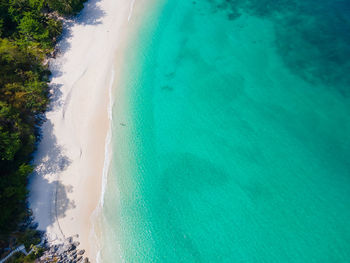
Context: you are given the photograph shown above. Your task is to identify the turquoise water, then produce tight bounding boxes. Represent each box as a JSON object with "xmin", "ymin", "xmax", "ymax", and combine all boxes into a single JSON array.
[{"xmin": 102, "ymin": 0, "xmax": 350, "ymax": 262}]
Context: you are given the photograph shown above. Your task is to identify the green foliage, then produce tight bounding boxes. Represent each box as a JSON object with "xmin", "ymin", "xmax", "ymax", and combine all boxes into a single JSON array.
[
  {"xmin": 0, "ymin": 126, "xmax": 21, "ymax": 161},
  {"xmin": 0, "ymin": 18, "xmax": 3, "ymax": 35},
  {"xmin": 7, "ymin": 251, "xmax": 36, "ymax": 263},
  {"xmin": 18, "ymin": 12, "xmax": 47, "ymax": 39},
  {"xmin": 46, "ymin": 0, "xmax": 87, "ymax": 15},
  {"xmin": 17, "ymin": 228, "xmax": 41, "ymax": 250},
  {"xmin": 47, "ymin": 16, "xmax": 62, "ymax": 38},
  {"xmin": 0, "ymin": 0, "xmax": 85, "ymax": 252}
]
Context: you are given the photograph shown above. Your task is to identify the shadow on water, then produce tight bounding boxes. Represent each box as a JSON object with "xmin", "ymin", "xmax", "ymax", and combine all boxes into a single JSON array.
[{"xmin": 209, "ymin": 0, "xmax": 350, "ymax": 95}]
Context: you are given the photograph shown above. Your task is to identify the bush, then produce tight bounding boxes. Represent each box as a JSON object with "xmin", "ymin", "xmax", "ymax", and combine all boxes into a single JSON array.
[
  {"xmin": 45, "ymin": 0, "xmax": 87, "ymax": 15},
  {"xmin": 0, "ymin": 0, "xmax": 85, "ymax": 249}
]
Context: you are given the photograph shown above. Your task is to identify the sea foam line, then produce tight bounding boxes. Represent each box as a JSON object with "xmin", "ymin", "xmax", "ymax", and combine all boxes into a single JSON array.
[
  {"xmin": 91, "ymin": 66, "xmax": 115, "ymax": 263},
  {"xmin": 100, "ymin": 66, "xmax": 114, "ymax": 207},
  {"xmin": 128, "ymin": 0, "xmax": 136, "ymax": 21}
]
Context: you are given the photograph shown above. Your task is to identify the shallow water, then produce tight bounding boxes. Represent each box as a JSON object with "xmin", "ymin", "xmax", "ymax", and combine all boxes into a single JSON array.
[{"xmin": 102, "ymin": 0, "xmax": 350, "ymax": 262}]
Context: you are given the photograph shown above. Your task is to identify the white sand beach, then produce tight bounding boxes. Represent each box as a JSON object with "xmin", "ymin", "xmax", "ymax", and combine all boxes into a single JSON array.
[{"xmin": 27, "ymin": 0, "xmax": 144, "ymax": 261}]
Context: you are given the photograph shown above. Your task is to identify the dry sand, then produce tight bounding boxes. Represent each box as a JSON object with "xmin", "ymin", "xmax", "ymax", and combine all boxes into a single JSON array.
[{"xmin": 28, "ymin": 0, "xmax": 141, "ymax": 261}]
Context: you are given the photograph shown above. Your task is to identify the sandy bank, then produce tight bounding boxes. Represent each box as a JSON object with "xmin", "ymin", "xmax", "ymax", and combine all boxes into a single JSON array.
[{"xmin": 28, "ymin": 0, "xmax": 138, "ymax": 261}]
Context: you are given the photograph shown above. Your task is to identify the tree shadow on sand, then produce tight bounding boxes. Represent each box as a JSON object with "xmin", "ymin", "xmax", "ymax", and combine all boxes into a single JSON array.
[
  {"xmin": 76, "ymin": 0, "xmax": 106, "ymax": 26},
  {"xmin": 52, "ymin": 0, "xmax": 106, "ymax": 67},
  {"xmin": 29, "ymin": 119, "xmax": 76, "ymax": 241},
  {"xmin": 28, "ymin": 0, "xmax": 106, "ymax": 242},
  {"xmin": 47, "ymin": 83, "xmax": 64, "ymax": 111}
]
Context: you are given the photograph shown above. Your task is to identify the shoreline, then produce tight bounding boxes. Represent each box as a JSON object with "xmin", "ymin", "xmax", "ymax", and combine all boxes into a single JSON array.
[
  {"xmin": 28, "ymin": 0, "xmax": 135, "ymax": 261},
  {"xmin": 91, "ymin": 0, "xmax": 160, "ymax": 261}
]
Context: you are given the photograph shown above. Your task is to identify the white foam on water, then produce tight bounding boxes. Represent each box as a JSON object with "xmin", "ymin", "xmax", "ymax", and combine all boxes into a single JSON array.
[
  {"xmin": 128, "ymin": 0, "xmax": 136, "ymax": 21},
  {"xmin": 91, "ymin": 66, "xmax": 115, "ymax": 263},
  {"xmin": 101, "ymin": 67, "xmax": 114, "ymax": 207}
]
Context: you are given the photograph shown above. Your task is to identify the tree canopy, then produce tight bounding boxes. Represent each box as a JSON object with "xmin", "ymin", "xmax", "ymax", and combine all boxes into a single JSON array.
[{"xmin": 0, "ymin": 0, "xmax": 86, "ymax": 250}]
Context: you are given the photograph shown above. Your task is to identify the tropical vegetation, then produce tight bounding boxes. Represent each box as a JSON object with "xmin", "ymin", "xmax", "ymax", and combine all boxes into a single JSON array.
[{"xmin": 0, "ymin": 0, "xmax": 86, "ymax": 259}]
